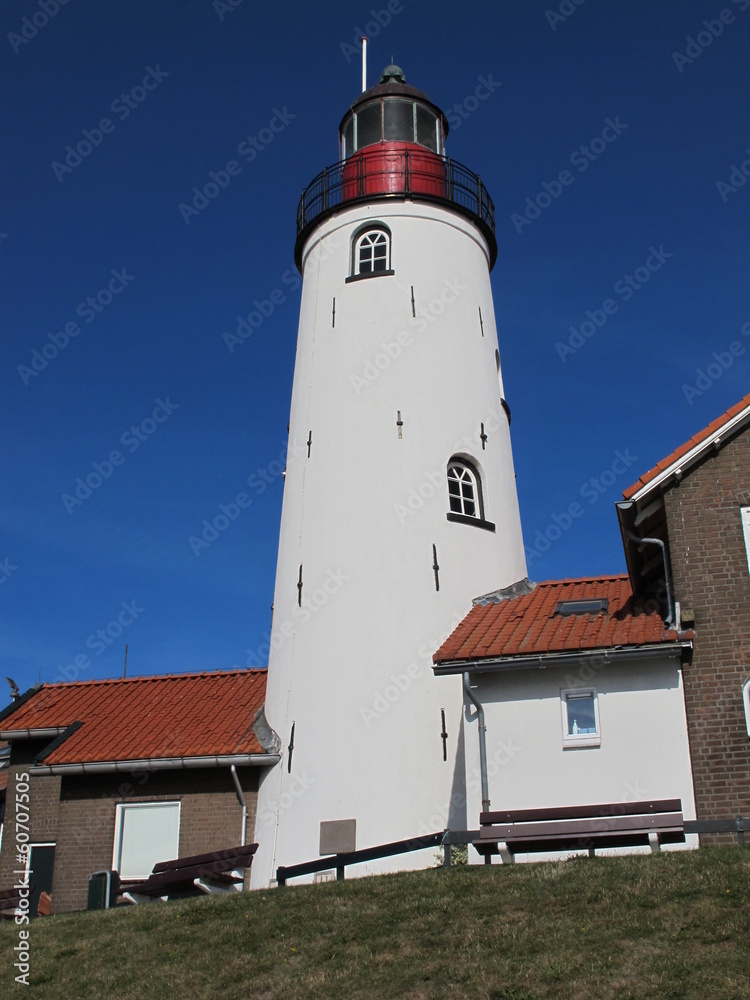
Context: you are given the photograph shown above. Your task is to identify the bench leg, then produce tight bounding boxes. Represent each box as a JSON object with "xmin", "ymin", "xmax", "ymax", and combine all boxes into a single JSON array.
[
  {"xmin": 648, "ymin": 832, "xmax": 661, "ymax": 854},
  {"xmin": 497, "ymin": 842, "xmax": 513, "ymax": 865},
  {"xmin": 588, "ymin": 847, "xmax": 596, "ymax": 858}
]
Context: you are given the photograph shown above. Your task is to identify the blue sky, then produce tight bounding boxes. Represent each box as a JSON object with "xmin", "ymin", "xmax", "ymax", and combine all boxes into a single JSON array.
[{"xmin": 2, "ymin": 0, "xmax": 749, "ymax": 695}]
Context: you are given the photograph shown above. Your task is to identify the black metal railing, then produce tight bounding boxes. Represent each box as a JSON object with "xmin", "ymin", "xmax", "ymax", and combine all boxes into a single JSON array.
[
  {"xmin": 295, "ymin": 151, "xmax": 496, "ymax": 266},
  {"xmin": 276, "ymin": 831, "xmax": 444, "ymax": 886}
]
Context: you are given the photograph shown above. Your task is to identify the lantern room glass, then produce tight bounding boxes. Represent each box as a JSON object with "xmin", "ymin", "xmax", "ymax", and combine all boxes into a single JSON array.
[{"xmin": 341, "ymin": 98, "xmax": 443, "ymax": 159}]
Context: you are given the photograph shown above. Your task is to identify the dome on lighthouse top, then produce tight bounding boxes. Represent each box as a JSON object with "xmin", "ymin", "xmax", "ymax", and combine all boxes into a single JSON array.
[
  {"xmin": 380, "ymin": 64, "xmax": 406, "ymax": 83},
  {"xmin": 339, "ymin": 65, "xmax": 449, "ymax": 153}
]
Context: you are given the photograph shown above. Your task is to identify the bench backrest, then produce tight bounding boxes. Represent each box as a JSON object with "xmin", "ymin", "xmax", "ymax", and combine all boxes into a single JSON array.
[
  {"xmin": 151, "ymin": 843, "xmax": 257, "ymax": 875},
  {"xmin": 480, "ymin": 799, "xmax": 682, "ymax": 826}
]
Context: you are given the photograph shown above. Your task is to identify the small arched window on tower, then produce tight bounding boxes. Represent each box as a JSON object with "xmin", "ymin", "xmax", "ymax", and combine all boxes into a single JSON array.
[
  {"xmin": 446, "ymin": 457, "xmax": 495, "ymax": 532},
  {"xmin": 347, "ymin": 225, "xmax": 394, "ymax": 281}
]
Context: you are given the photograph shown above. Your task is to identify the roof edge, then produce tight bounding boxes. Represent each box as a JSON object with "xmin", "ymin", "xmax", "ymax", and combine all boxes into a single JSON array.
[
  {"xmin": 625, "ymin": 398, "xmax": 750, "ymax": 502},
  {"xmin": 0, "ymin": 726, "xmax": 69, "ymax": 740},
  {"xmin": 28, "ymin": 753, "xmax": 280, "ymax": 776},
  {"xmin": 0, "ymin": 684, "xmax": 43, "ymax": 726},
  {"xmin": 434, "ymin": 641, "xmax": 692, "ymax": 675}
]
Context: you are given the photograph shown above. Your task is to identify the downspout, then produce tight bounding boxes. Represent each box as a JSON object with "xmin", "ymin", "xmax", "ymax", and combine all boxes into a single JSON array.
[
  {"xmin": 626, "ymin": 531, "xmax": 674, "ymax": 627},
  {"xmin": 230, "ymin": 765, "xmax": 248, "ymax": 844},
  {"xmin": 463, "ymin": 672, "xmax": 490, "ymax": 813}
]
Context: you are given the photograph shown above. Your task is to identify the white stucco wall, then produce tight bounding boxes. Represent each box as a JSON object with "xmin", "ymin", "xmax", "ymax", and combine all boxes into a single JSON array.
[
  {"xmin": 459, "ymin": 653, "xmax": 698, "ymax": 862},
  {"xmin": 251, "ymin": 199, "xmax": 528, "ymax": 887}
]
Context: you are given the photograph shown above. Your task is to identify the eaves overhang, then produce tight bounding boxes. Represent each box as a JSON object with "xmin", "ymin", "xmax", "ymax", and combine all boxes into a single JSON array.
[
  {"xmin": 28, "ymin": 753, "xmax": 281, "ymax": 776},
  {"xmin": 0, "ymin": 727, "xmax": 69, "ymax": 740},
  {"xmin": 433, "ymin": 641, "xmax": 692, "ymax": 676}
]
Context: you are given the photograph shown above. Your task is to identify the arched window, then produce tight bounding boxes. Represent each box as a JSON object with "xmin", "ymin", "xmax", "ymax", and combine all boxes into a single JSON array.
[
  {"xmin": 448, "ymin": 461, "xmax": 481, "ymax": 517},
  {"xmin": 349, "ymin": 226, "xmax": 393, "ymax": 280},
  {"xmin": 446, "ymin": 458, "xmax": 495, "ymax": 532}
]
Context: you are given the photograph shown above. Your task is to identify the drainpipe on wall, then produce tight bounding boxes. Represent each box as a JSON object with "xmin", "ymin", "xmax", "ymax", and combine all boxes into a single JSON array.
[
  {"xmin": 230, "ymin": 764, "xmax": 248, "ymax": 844},
  {"xmin": 626, "ymin": 531, "xmax": 674, "ymax": 628},
  {"xmin": 463, "ymin": 672, "xmax": 490, "ymax": 813}
]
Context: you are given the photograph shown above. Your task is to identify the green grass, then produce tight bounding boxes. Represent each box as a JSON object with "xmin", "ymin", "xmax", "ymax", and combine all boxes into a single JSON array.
[{"xmin": 3, "ymin": 848, "xmax": 750, "ymax": 999}]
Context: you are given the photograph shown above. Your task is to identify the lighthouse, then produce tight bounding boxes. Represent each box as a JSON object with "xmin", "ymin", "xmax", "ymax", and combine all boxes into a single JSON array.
[{"xmin": 251, "ymin": 64, "xmax": 527, "ymax": 887}]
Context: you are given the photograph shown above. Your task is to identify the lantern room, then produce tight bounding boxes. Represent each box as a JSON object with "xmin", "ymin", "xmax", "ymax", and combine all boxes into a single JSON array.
[
  {"xmin": 294, "ymin": 65, "xmax": 497, "ymax": 270},
  {"xmin": 339, "ymin": 65, "xmax": 447, "ymax": 159}
]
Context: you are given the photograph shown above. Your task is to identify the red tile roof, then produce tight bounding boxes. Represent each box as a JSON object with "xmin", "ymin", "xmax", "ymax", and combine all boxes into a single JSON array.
[
  {"xmin": 434, "ymin": 575, "xmax": 685, "ymax": 663},
  {"xmin": 623, "ymin": 391, "xmax": 750, "ymax": 499},
  {"xmin": 0, "ymin": 670, "xmax": 268, "ymax": 765}
]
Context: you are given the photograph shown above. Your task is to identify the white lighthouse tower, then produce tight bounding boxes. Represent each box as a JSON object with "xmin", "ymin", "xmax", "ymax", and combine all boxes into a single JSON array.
[{"xmin": 251, "ymin": 64, "xmax": 527, "ymax": 887}]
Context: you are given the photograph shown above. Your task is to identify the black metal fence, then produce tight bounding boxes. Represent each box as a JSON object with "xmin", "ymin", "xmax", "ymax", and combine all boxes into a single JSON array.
[
  {"xmin": 276, "ymin": 832, "xmax": 443, "ymax": 886},
  {"xmin": 295, "ymin": 152, "xmax": 495, "ymax": 253}
]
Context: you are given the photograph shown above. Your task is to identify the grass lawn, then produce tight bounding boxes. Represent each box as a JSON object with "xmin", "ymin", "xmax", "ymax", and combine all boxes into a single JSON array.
[{"xmin": 2, "ymin": 847, "xmax": 749, "ymax": 999}]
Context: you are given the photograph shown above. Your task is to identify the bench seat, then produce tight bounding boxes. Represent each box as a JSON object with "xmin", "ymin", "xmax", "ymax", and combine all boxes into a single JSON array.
[
  {"xmin": 122, "ymin": 843, "xmax": 258, "ymax": 902},
  {"xmin": 474, "ymin": 799, "xmax": 685, "ymax": 863}
]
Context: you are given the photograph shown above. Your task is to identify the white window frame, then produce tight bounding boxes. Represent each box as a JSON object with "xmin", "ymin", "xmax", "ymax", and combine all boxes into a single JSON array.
[
  {"xmin": 112, "ymin": 801, "xmax": 181, "ymax": 880},
  {"xmin": 741, "ymin": 507, "xmax": 750, "ymax": 574},
  {"xmin": 447, "ymin": 460, "xmax": 483, "ymax": 519},
  {"xmin": 743, "ymin": 678, "xmax": 750, "ymax": 737},
  {"xmin": 560, "ymin": 687, "xmax": 601, "ymax": 748},
  {"xmin": 353, "ymin": 227, "xmax": 391, "ymax": 276}
]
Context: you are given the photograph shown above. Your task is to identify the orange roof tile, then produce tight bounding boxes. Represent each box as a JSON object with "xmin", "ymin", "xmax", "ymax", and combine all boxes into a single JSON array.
[
  {"xmin": 623, "ymin": 391, "xmax": 750, "ymax": 499},
  {"xmin": 0, "ymin": 670, "xmax": 268, "ymax": 764},
  {"xmin": 434, "ymin": 575, "xmax": 684, "ymax": 663}
]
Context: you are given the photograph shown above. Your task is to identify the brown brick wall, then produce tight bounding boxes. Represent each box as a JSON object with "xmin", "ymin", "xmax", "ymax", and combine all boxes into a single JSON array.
[
  {"xmin": 663, "ymin": 428, "xmax": 750, "ymax": 842},
  {"xmin": 0, "ymin": 741, "xmax": 61, "ymax": 892},
  {"xmin": 0, "ymin": 750, "xmax": 261, "ymax": 913}
]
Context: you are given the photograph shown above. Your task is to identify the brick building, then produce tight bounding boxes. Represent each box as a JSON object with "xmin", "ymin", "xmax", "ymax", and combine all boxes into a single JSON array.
[
  {"xmin": 433, "ymin": 392, "xmax": 750, "ymax": 853},
  {"xmin": 618, "ymin": 392, "xmax": 750, "ymax": 839},
  {"xmin": 0, "ymin": 669, "xmax": 277, "ymax": 913}
]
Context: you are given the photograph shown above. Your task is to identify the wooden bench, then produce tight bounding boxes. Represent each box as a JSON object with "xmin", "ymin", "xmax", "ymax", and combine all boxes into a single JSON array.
[
  {"xmin": 121, "ymin": 843, "xmax": 258, "ymax": 903},
  {"xmin": 474, "ymin": 799, "xmax": 685, "ymax": 864},
  {"xmin": 0, "ymin": 886, "xmax": 27, "ymax": 920}
]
